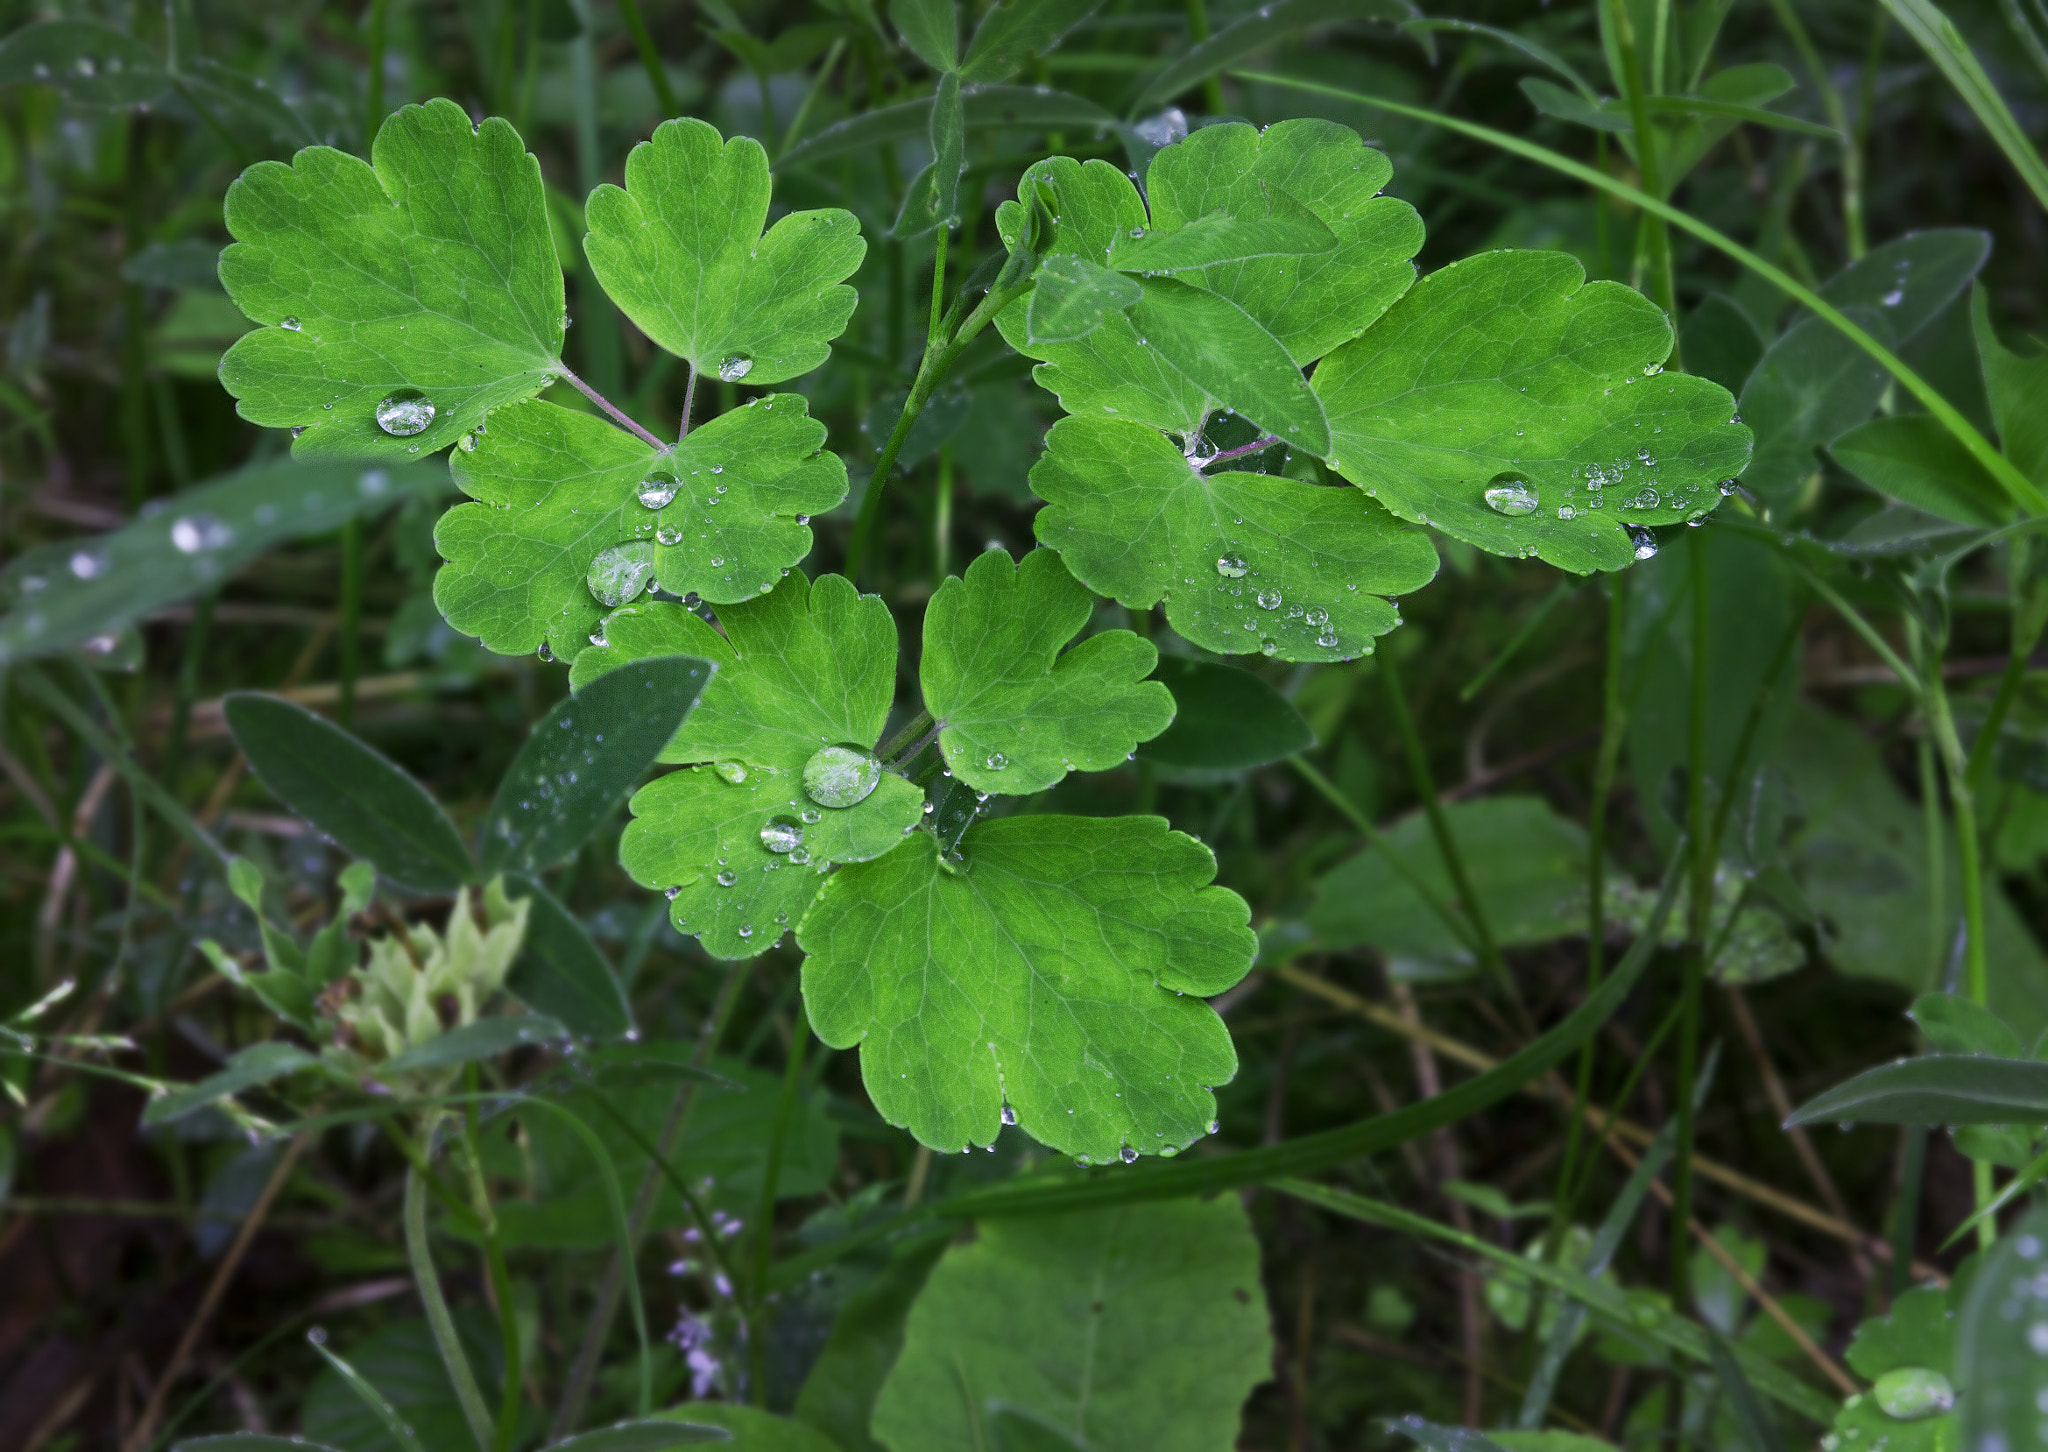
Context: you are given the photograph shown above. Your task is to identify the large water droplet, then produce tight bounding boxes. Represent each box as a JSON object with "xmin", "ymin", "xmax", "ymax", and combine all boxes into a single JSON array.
[
  {"xmin": 1483, "ymin": 471, "xmax": 1538, "ymax": 516},
  {"xmin": 586, "ymin": 540, "xmax": 656, "ymax": 608},
  {"xmin": 1001, "ymin": 1104, "xmax": 1017, "ymax": 1126},
  {"xmin": 1214, "ymin": 555, "xmax": 1249, "ymax": 579},
  {"xmin": 713, "ymin": 761, "xmax": 749, "ymax": 785},
  {"xmin": 280, "ymin": 316, "xmax": 301, "ymax": 331},
  {"xmin": 802, "ymin": 744, "xmax": 882, "ymax": 808},
  {"xmin": 638, "ymin": 464, "xmax": 681, "ymax": 509},
  {"xmin": 1119, "ymin": 1145, "xmax": 1139, "ymax": 1164},
  {"xmin": 1630, "ymin": 526, "xmax": 1659, "ymax": 561},
  {"xmin": 760, "ymin": 816, "xmax": 805, "ymax": 854},
  {"xmin": 375, "ymin": 390, "xmax": 435, "ymax": 437},
  {"xmin": 718, "ymin": 353, "xmax": 754, "ymax": 382},
  {"xmin": 1631, "ymin": 486, "xmax": 1661, "ymax": 509},
  {"xmin": 984, "ymin": 751, "xmax": 1009, "ymax": 771},
  {"xmin": 1872, "ymin": 1367, "xmax": 1954, "ymax": 1420},
  {"xmin": 656, "ymin": 524, "xmax": 683, "ymax": 546},
  {"xmin": 715, "ymin": 869, "xmax": 738, "ymax": 887},
  {"xmin": 1255, "ymin": 589, "xmax": 1282, "ymax": 610}
]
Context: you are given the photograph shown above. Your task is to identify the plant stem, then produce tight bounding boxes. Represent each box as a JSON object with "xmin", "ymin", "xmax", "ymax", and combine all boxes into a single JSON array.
[
  {"xmin": 1182, "ymin": 0, "xmax": 1226, "ymax": 113},
  {"xmin": 1604, "ymin": 0, "xmax": 1677, "ymax": 324},
  {"xmin": 847, "ymin": 274, "xmax": 1032, "ymax": 582},
  {"xmin": 615, "ymin": 0, "xmax": 678, "ymax": 116},
  {"xmin": 1379, "ymin": 654, "xmax": 1509, "ymax": 986},
  {"xmin": 749, "ymin": 1006, "xmax": 812, "ymax": 1401},
  {"xmin": 1763, "ymin": 0, "xmax": 1866, "ymax": 256},
  {"xmin": 405, "ymin": 1150, "xmax": 495, "ymax": 1452},
  {"xmin": 1671, "ymin": 529, "xmax": 1713, "ymax": 1319},
  {"xmin": 162, "ymin": 591, "xmax": 214, "ymax": 792},
  {"xmin": 559, "ymin": 366, "xmax": 665, "ymax": 449},
  {"xmin": 934, "ymin": 447, "xmax": 954, "ymax": 581},
  {"xmin": 338, "ymin": 519, "xmax": 364, "ymax": 729},
  {"xmin": 365, "ymin": 0, "xmax": 390, "ymax": 148},
  {"xmin": 459, "ymin": 1071, "xmax": 521, "ymax": 1452}
]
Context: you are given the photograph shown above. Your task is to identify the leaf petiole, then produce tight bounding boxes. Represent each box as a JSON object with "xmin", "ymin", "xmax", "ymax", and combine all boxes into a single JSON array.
[{"xmin": 557, "ymin": 364, "xmax": 665, "ymax": 450}]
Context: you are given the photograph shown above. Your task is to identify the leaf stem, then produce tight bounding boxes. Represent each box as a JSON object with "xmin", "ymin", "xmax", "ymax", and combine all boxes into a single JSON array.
[
  {"xmin": 749, "ymin": 1006, "xmax": 812, "ymax": 1401},
  {"xmin": 878, "ymin": 708, "xmax": 937, "ymax": 764},
  {"xmin": 679, "ymin": 364, "xmax": 698, "ymax": 442},
  {"xmin": 615, "ymin": 0, "xmax": 678, "ymax": 117},
  {"xmin": 459, "ymin": 1070, "xmax": 521, "ymax": 1452},
  {"xmin": 339, "ymin": 518, "xmax": 364, "ymax": 729},
  {"xmin": 1603, "ymin": 0, "xmax": 1677, "ymax": 324},
  {"xmin": 404, "ymin": 1146, "xmax": 495, "ymax": 1452},
  {"xmin": 558, "ymin": 366, "xmax": 665, "ymax": 450},
  {"xmin": 1671, "ymin": 529, "xmax": 1713, "ymax": 1319},
  {"xmin": 1197, "ymin": 434, "xmax": 1281, "ymax": 470}
]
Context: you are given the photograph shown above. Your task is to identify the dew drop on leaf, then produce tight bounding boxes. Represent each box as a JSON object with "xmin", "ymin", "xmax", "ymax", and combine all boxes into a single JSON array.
[
  {"xmin": 802, "ymin": 745, "xmax": 882, "ymax": 807},
  {"xmin": 1871, "ymin": 1367, "xmax": 1954, "ymax": 1421},
  {"xmin": 375, "ymin": 390, "xmax": 435, "ymax": 436},
  {"xmin": 586, "ymin": 541, "xmax": 656, "ymax": 608},
  {"xmin": 760, "ymin": 816, "xmax": 805, "ymax": 854},
  {"xmin": 1215, "ymin": 555, "xmax": 1249, "ymax": 579},
  {"xmin": 716, "ymin": 869, "xmax": 738, "ymax": 887},
  {"xmin": 984, "ymin": 751, "xmax": 1009, "ymax": 771},
  {"xmin": 714, "ymin": 761, "xmax": 749, "ymax": 785},
  {"xmin": 1630, "ymin": 527, "xmax": 1659, "ymax": 561},
  {"xmin": 718, "ymin": 353, "xmax": 754, "ymax": 382},
  {"xmin": 1255, "ymin": 589, "xmax": 1281, "ymax": 610},
  {"xmin": 638, "ymin": 465, "xmax": 681, "ymax": 509},
  {"xmin": 1483, "ymin": 472, "xmax": 1538, "ymax": 516},
  {"xmin": 280, "ymin": 317, "xmax": 301, "ymax": 331},
  {"xmin": 170, "ymin": 514, "xmax": 232, "ymax": 553},
  {"xmin": 1001, "ymin": 1104, "xmax": 1016, "ymax": 1126}
]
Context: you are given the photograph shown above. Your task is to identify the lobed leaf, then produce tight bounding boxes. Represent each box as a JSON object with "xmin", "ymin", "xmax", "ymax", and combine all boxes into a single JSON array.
[
  {"xmin": 219, "ymin": 100, "xmax": 564, "ymax": 461},
  {"xmin": 434, "ymin": 394, "xmax": 843, "ymax": 659},
  {"xmin": 1025, "ymin": 253, "xmax": 1141, "ymax": 345},
  {"xmin": 871, "ymin": 1197, "xmax": 1272, "ymax": 1452},
  {"xmin": 921, "ymin": 549, "xmax": 1174, "ymax": 794},
  {"xmin": 1030, "ymin": 414, "xmax": 1437, "ymax": 662},
  {"xmin": 798, "ymin": 816, "xmax": 1256, "ymax": 1161},
  {"xmin": 776, "ymin": 85, "xmax": 1114, "ymax": 170},
  {"xmin": 585, "ymin": 119, "xmax": 864, "ymax": 385},
  {"xmin": 1315, "ymin": 249, "xmax": 1753, "ymax": 572}
]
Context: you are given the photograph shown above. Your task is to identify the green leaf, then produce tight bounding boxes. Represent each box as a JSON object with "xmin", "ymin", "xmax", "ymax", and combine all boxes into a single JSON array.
[
  {"xmin": 1317, "ymin": 249, "xmax": 1751, "ymax": 570},
  {"xmin": 224, "ymin": 693, "xmax": 473, "ymax": 892},
  {"xmin": 218, "ymin": 101, "xmax": 564, "ymax": 461},
  {"xmin": 1109, "ymin": 184, "xmax": 1336, "ymax": 273},
  {"xmin": 961, "ymin": 0, "xmax": 1105, "ymax": 81},
  {"xmin": 504, "ymin": 873, "xmax": 633, "ymax": 1039},
  {"xmin": 1139, "ymin": 120, "xmax": 1423, "ymax": 365},
  {"xmin": 173, "ymin": 1439, "xmax": 350, "ymax": 1452},
  {"xmin": 548, "ymin": 1422, "xmax": 735, "ymax": 1450},
  {"xmin": 1131, "ymin": 277, "xmax": 1330, "ymax": 453},
  {"xmin": 1026, "ymin": 253, "xmax": 1141, "ymax": 345},
  {"xmin": 798, "ymin": 816, "xmax": 1255, "ymax": 1160},
  {"xmin": 1308, "ymin": 796, "xmax": 1597, "ymax": 971},
  {"xmin": 1030, "ymin": 413, "xmax": 1438, "ymax": 662},
  {"xmin": 792, "ymin": 1234, "xmax": 951, "ymax": 1452},
  {"xmin": 1787, "ymin": 1054, "xmax": 2048, "ymax": 1127},
  {"xmin": 379, "ymin": 1014, "xmax": 569, "ymax": 1074},
  {"xmin": 649, "ymin": 1406, "xmax": 829, "ymax": 1449},
  {"xmin": 585, "ymin": 118, "xmax": 864, "ymax": 384},
  {"xmin": 597, "ymin": 577, "xmax": 923, "ymax": 957},
  {"xmin": 142, "ymin": 1042, "xmax": 322, "ymax": 1128},
  {"xmin": 1830, "ymin": 413, "xmax": 2011, "ymax": 525},
  {"xmin": 1680, "ymin": 292, "xmax": 1765, "ymax": 395},
  {"xmin": 1958, "ymin": 1205, "xmax": 2048, "ymax": 1450},
  {"xmin": 435, "ymin": 394, "xmax": 845, "ymax": 658},
  {"xmin": 870, "ymin": 1196, "xmax": 1272, "ymax": 1452},
  {"xmin": 891, "ymin": 0, "xmax": 959, "ymax": 71},
  {"xmin": 1847, "ymin": 1285, "xmax": 1956, "ymax": 1380},
  {"xmin": 1128, "ymin": 0, "xmax": 1417, "ymax": 113},
  {"xmin": 481, "ymin": 656, "xmax": 713, "ymax": 874},
  {"xmin": 1883, "ymin": 0, "xmax": 2048, "ymax": 214},
  {"xmin": 776, "ymin": 85, "xmax": 1115, "ymax": 170},
  {"xmin": 1973, "ymin": 285, "xmax": 2048, "ymax": 484},
  {"xmin": 302, "ymin": 1313, "xmax": 513, "ymax": 1452},
  {"xmin": 0, "ymin": 20, "xmax": 167, "ymax": 108},
  {"xmin": 1912, "ymin": 992, "xmax": 2025, "ymax": 1060},
  {"xmin": 922, "ymin": 549, "xmax": 1173, "ymax": 794},
  {"xmin": 1386, "ymin": 1420, "xmax": 1514, "ymax": 1452},
  {"xmin": 1137, "ymin": 656, "xmax": 1314, "ymax": 770},
  {"xmin": 0, "ymin": 458, "xmax": 442, "ymax": 665},
  {"xmin": 892, "ymin": 72, "xmax": 966, "ymax": 238}
]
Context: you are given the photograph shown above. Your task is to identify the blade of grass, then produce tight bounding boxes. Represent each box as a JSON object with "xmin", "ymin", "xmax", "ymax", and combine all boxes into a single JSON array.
[{"xmin": 1883, "ymin": 0, "xmax": 2048, "ymax": 214}]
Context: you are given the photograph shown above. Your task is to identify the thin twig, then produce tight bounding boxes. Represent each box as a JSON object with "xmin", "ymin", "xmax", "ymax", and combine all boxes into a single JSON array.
[{"xmin": 559, "ymin": 366, "xmax": 665, "ymax": 450}]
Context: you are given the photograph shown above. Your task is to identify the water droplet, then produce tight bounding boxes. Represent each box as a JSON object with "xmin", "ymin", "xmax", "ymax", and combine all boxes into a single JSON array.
[
  {"xmin": 737, "ymin": 924, "xmax": 754, "ymax": 938},
  {"xmin": 170, "ymin": 514, "xmax": 232, "ymax": 553},
  {"xmin": 1630, "ymin": 527, "xmax": 1659, "ymax": 561},
  {"xmin": 803, "ymin": 745, "xmax": 882, "ymax": 808},
  {"xmin": 1719, "ymin": 478, "xmax": 1739, "ymax": 496},
  {"xmin": 1255, "ymin": 589, "xmax": 1281, "ymax": 610},
  {"xmin": 1119, "ymin": 1145, "xmax": 1138, "ymax": 1164},
  {"xmin": 1882, "ymin": 288, "xmax": 1905, "ymax": 307},
  {"xmin": 760, "ymin": 816, "xmax": 805, "ymax": 854},
  {"xmin": 800, "ymin": 807, "xmax": 822, "ymax": 824},
  {"xmin": 375, "ymin": 390, "xmax": 435, "ymax": 437},
  {"xmin": 985, "ymin": 751, "xmax": 1009, "ymax": 771},
  {"xmin": 718, "ymin": 353, "xmax": 754, "ymax": 382},
  {"xmin": 1557, "ymin": 503, "xmax": 1577, "ymax": 520},
  {"xmin": 1001, "ymin": 1104, "xmax": 1017, "ymax": 1126},
  {"xmin": 586, "ymin": 540, "xmax": 657, "ymax": 608},
  {"xmin": 1484, "ymin": 471, "xmax": 1538, "ymax": 516},
  {"xmin": 1214, "ymin": 555, "xmax": 1249, "ymax": 579},
  {"xmin": 280, "ymin": 316, "xmax": 301, "ymax": 331},
  {"xmin": 639, "ymin": 464, "xmax": 681, "ymax": 509},
  {"xmin": 537, "ymin": 641, "xmax": 554, "ymax": 662},
  {"xmin": 656, "ymin": 524, "xmax": 683, "ymax": 546},
  {"xmin": 665, "ymin": 885, "xmax": 682, "ymax": 900},
  {"xmin": 1260, "ymin": 639, "xmax": 1280, "ymax": 656},
  {"xmin": 789, "ymin": 846, "xmax": 811, "ymax": 865},
  {"xmin": 1872, "ymin": 1367, "xmax": 1954, "ymax": 1420},
  {"xmin": 1304, "ymin": 608, "xmax": 1328, "ymax": 627},
  {"xmin": 714, "ymin": 761, "xmax": 749, "ymax": 785},
  {"xmin": 1316, "ymin": 631, "xmax": 1340, "ymax": 648},
  {"xmin": 68, "ymin": 550, "xmax": 102, "ymax": 580},
  {"xmin": 1643, "ymin": 362, "xmax": 1664, "ymax": 376},
  {"xmin": 715, "ymin": 869, "xmax": 738, "ymax": 887}
]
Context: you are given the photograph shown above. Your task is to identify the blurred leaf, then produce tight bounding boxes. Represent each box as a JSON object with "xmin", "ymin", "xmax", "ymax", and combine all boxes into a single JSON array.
[
  {"xmin": 777, "ymin": 85, "xmax": 1114, "ymax": 170},
  {"xmin": 1884, "ymin": 0, "xmax": 2048, "ymax": 213},
  {"xmin": 1847, "ymin": 1285, "xmax": 1956, "ymax": 1380},
  {"xmin": 549, "ymin": 1422, "xmax": 735, "ymax": 1449},
  {"xmin": 1130, "ymin": 0, "xmax": 1417, "ymax": 113},
  {"xmin": 1912, "ymin": 992, "xmax": 2025, "ymax": 1059},
  {"xmin": 303, "ymin": 1314, "xmax": 515, "ymax": 1452},
  {"xmin": 123, "ymin": 238, "xmax": 225, "ymax": 291},
  {"xmin": 892, "ymin": 72, "xmax": 966, "ymax": 237},
  {"xmin": 1025, "ymin": 253, "xmax": 1141, "ymax": 345},
  {"xmin": 225, "ymin": 693, "xmax": 473, "ymax": 893},
  {"xmin": 1680, "ymin": 292, "xmax": 1765, "ymax": 396},
  {"xmin": 173, "ymin": 1439, "xmax": 349, "ymax": 1452},
  {"xmin": 1706, "ymin": 1329, "xmax": 1785, "ymax": 1452},
  {"xmin": 0, "ymin": 458, "xmax": 441, "ymax": 664},
  {"xmin": 1973, "ymin": 285, "xmax": 2048, "ymax": 483},
  {"xmin": 1958, "ymin": 1206, "xmax": 2048, "ymax": 1448},
  {"xmin": 793, "ymin": 1234, "xmax": 951, "ymax": 1452},
  {"xmin": 1788, "ymin": 1054, "xmax": 2048, "ymax": 1126},
  {"xmin": 143, "ymin": 1041, "xmax": 320, "ymax": 1127},
  {"xmin": 378, "ymin": 1014, "xmax": 570, "ymax": 1075},
  {"xmin": 871, "ymin": 1197, "xmax": 1272, "ymax": 1452},
  {"xmin": 0, "ymin": 21, "xmax": 166, "ymax": 107},
  {"xmin": 1402, "ymin": 18, "xmax": 1595, "ymax": 99},
  {"xmin": 504, "ymin": 874, "xmax": 633, "ymax": 1040},
  {"xmin": 891, "ymin": 0, "xmax": 960, "ymax": 71},
  {"xmin": 1831, "ymin": 414, "xmax": 2011, "ymax": 525},
  {"xmin": 961, "ymin": 0, "xmax": 1105, "ymax": 81},
  {"xmin": 1138, "ymin": 656, "xmax": 1314, "ymax": 770},
  {"xmin": 1519, "ymin": 78, "xmax": 1629, "ymax": 134},
  {"xmin": 649, "ymin": 1405, "xmax": 834, "ymax": 1448},
  {"xmin": 481, "ymin": 656, "xmax": 713, "ymax": 875},
  {"xmin": 1385, "ymin": 1417, "xmax": 1515, "ymax": 1452}
]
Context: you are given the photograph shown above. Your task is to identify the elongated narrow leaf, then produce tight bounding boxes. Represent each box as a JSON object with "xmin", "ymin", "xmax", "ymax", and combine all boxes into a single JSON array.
[
  {"xmin": 778, "ymin": 86, "xmax": 1114, "ymax": 169},
  {"xmin": 0, "ymin": 20, "xmax": 168, "ymax": 107},
  {"xmin": 174, "ymin": 1438, "xmax": 350, "ymax": 1452},
  {"xmin": 892, "ymin": 72, "xmax": 966, "ymax": 238},
  {"xmin": 1137, "ymin": 657, "xmax": 1313, "ymax": 770},
  {"xmin": 379, "ymin": 1014, "xmax": 569, "ymax": 1075},
  {"xmin": 1385, "ymin": 1420, "xmax": 1512, "ymax": 1452},
  {"xmin": 1130, "ymin": 0, "xmax": 1416, "ymax": 112},
  {"xmin": 224, "ymin": 693, "xmax": 473, "ymax": 892},
  {"xmin": 547, "ymin": 1421, "xmax": 734, "ymax": 1450},
  {"xmin": 921, "ymin": 548, "xmax": 1173, "ymax": 795},
  {"xmin": 1883, "ymin": 0, "xmax": 2048, "ymax": 214},
  {"xmin": 1831, "ymin": 414, "xmax": 2011, "ymax": 526},
  {"xmin": 481, "ymin": 656, "xmax": 713, "ymax": 875},
  {"xmin": 961, "ymin": 0, "xmax": 1105, "ymax": 80},
  {"xmin": 872, "ymin": 1197, "xmax": 1272, "ymax": 1452},
  {"xmin": 0, "ymin": 459, "xmax": 441, "ymax": 664},
  {"xmin": 143, "ymin": 1042, "xmax": 321, "ymax": 1128},
  {"xmin": 1131, "ymin": 279, "xmax": 1329, "ymax": 453},
  {"xmin": 1788, "ymin": 1054, "xmax": 2048, "ymax": 1126},
  {"xmin": 219, "ymin": 100, "xmax": 565, "ymax": 460},
  {"xmin": 504, "ymin": 873, "xmax": 632, "ymax": 1039}
]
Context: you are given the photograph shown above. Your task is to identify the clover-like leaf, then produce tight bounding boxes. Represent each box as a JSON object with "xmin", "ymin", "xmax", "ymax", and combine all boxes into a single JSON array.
[
  {"xmin": 1314, "ymin": 249, "xmax": 1754, "ymax": 573},
  {"xmin": 1140, "ymin": 120, "xmax": 1422, "ymax": 364},
  {"xmin": 922, "ymin": 549, "xmax": 1173, "ymax": 794},
  {"xmin": 585, "ymin": 118, "xmax": 865, "ymax": 386},
  {"xmin": 578, "ymin": 576, "xmax": 923, "ymax": 957},
  {"xmin": 1030, "ymin": 415, "xmax": 1438, "ymax": 662},
  {"xmin": 219, "ymin": 100, "xmax": 564, "ymax": 460},
  {"xmin": 1026, "ymin": 253, "xmax": 1141, "ymax": 345},
  {"xmin": 434, "ymin": 394, "xmax": 844, "ymax": 658},
  {"xmin": 798, "ymin": 815, "xmax": 1255, "ymax": 1160}
]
